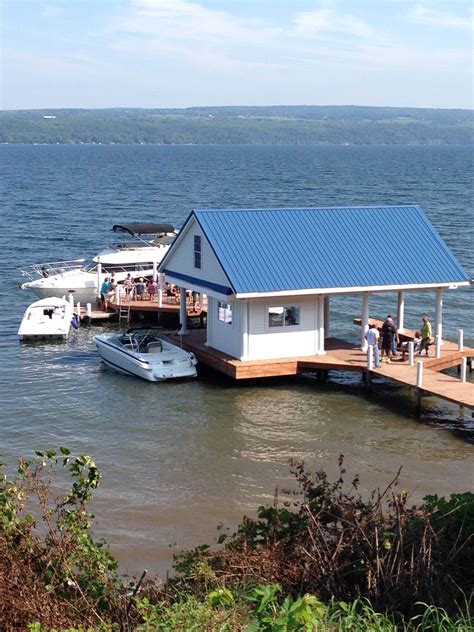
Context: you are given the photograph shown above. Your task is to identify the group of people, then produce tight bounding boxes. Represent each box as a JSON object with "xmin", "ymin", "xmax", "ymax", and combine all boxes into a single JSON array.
[
  {"xmin": 365, "ymin": 314, "xmax": 433, "ymax": 369},
  {"xmin": 98, "ymin": 274, "xmax": 159, "ymax": 311}
]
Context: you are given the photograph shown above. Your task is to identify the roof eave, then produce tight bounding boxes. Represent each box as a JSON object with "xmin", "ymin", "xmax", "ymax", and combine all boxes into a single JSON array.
[{"xmin": 234, "ymin": 280, "xmax": 471, "ymax": 299}]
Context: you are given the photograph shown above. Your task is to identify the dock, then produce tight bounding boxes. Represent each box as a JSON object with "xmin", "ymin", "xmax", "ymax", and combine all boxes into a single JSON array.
[{"xmin": 169, "ymin": 329, "xmax": 474, "ymax": 412}]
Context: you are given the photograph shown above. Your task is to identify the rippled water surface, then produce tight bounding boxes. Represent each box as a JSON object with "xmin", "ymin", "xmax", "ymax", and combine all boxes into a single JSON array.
[{"xmin": 1, "ymin": 145, "xmax": 473, "ymax": 573}]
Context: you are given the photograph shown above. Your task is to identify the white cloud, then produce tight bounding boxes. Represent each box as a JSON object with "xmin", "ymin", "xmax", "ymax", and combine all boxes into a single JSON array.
[
  {"xmin": 291, "ymin": 8, "xmax": 375, "ymax": 40},
  {"xmin": 409, "ymin": 5, "xmax": 473, "ymax": 31}
]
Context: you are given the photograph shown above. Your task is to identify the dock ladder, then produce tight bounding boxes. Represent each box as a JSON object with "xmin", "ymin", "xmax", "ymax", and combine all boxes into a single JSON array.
[{"xmin": 118, "ymin": 304, "xmax": 131, "ymax": 324}]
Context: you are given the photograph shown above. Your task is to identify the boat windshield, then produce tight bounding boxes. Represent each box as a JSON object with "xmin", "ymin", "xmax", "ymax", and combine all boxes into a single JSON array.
[{"xmin": 82, "ymin": 260, "xmax": 98, "ymax": 272}]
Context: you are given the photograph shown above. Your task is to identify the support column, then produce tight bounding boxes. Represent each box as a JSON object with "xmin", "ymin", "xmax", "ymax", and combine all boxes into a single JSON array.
[
  {"xmin": 324, "ymin": 296, "xmax": 330, "ymax": 339},
  {"xmin": 241, "ymin": 300, "xmax": 249, "ymax": 360},
  {"xmin": 397, "ymin": 290, "xmax": 405, "ymax": 333},
  {"xmin": 97, "ymin": 259, "xmax": 102, "ymax": 304},
  {"xmin": 318, "ymin": 296, "xmax": 325, "ymax": 355},
  {"xmin": 361, "ymin": 292, "xmax": 369, "ymax": 351},
  {"xmin": 178, "ymin": 287, "xmax": 189, "ymax": 335},
  {"xmin": 435, "ymin": 288, "xmax": 443, "ymax": 344}
]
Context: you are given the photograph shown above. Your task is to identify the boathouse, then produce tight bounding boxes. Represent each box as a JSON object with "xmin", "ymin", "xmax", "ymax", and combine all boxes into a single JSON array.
[{"xmin": 159, "ymin": 206, "xmax": 470, "ymax": 362}]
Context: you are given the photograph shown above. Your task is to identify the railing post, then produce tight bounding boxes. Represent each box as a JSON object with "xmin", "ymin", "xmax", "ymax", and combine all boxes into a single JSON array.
[
  {"xmin": 416, "ymin": 360, "xmax": 423, "ymax": 388},
  {"xmin": 458, "ymin": 329, "xmax": 464, "ymax": 352},
  {"xmin": 435, "ymin": 334, "xmax": 441, "ymax": 359},
  {"xmin": 367, "ymin": 345, "xmax": 373, "ymax": 370},
  {"xmin": 408, "ymin": 341, "xmax": 414, "ymax": 366},
  {"xmin": 460, "ymin": 357, "xmax": 467, "ymax": 383}
]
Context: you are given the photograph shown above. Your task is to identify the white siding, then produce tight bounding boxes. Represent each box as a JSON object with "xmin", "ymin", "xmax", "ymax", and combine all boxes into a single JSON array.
[
  {"xmin": 162, "ymin": 218, "xmax": 231, "ymax": 297},
  {"xmin": 207, "ymin": 296, "xmax": 242, "ymax": 358},
  {"xmin": 245, "ymin": 295, "xmax": 322, "ymax": 360}
]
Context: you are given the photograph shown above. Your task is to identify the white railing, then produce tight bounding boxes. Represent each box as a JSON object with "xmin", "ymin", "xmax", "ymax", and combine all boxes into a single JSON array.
[{"xmin": 19, "ymin": 259, "xmax": 85, "ymax": 282}]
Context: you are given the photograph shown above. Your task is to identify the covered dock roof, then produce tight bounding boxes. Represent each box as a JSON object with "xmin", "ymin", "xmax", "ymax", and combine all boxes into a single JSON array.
[{"xmin": 182, "ymin": 205, "xmax": 470, "ymax": 297}]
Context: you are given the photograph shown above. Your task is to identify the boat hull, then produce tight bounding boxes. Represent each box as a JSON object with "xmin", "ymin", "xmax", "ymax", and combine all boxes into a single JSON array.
[{"xmin": 94, "ymin": 334, "xmax": 197, "ymax": 382}]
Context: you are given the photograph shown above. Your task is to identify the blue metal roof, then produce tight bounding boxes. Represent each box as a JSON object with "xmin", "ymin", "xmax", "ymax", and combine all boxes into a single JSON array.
[{"xmin": 187, "ymin": 206, "xmax": 470, "ymax": 294}]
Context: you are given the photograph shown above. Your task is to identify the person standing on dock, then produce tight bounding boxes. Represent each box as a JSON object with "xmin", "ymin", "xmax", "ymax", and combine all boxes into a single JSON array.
[
  {"xmin": 365, "ymin": 321, "xmax": 381, "ymax": 368},
  {"xmin": 99, "ymin": 277, "xmax": 110, "ymax": 310},
  {"xmin": 419, "ymin": 315, "xmax": 432, "ymax": 357},
  {"xmin": 381, "ymin": 316, "xmax": 397, "ymax": 363}
]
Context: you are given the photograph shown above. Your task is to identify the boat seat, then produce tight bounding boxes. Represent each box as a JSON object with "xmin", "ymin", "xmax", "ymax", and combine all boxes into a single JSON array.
[{"xmin": 147, "ymin": 341, "xmax": 162, "ymax": 353}]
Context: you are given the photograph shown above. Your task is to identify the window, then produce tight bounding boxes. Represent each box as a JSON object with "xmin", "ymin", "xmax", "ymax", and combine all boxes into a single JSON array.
[
  {"xmin": 218, "ymin": 301, "xmax": 233, "ymax": 324},
  {"xmin": 268, "ymin": 305, "xmax": 300, "ymax": 328},
  {"xmin": 194, "ymin": 235, "xmax": 201, "ymax": 269}
]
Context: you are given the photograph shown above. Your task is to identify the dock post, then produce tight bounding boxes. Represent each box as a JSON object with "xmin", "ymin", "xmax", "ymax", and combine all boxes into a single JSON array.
[
  {"xmin": 460, "ymin": 357, "xmax": 467, "ymax": 383},
  {"xmin": 158, "ymin": 289, "xmax": 163, "ymax": 307},
  {"xmin": 397, "ymin": 290, "xmax": 405, "ymax": 333},
  {"xmin": 178, "ymin": 287, "xmax": 189, "ymax": 336},
  {"xmin": 367, "ymin": 345, "xmax": 374, "ymax": 371},
  {"xmin": 115, "ymin": 286, "xmax": 121, "ymax": 305},
  {"xmin": 86, "ymin": 303, "xmax": 92, "ymax": 321},
  {"xmin": 416, "ymin": 360, "xmax": 423, "ymax": 388},
  {"xmin": 68, "ymin": 293, "xmax": 74, "ymax": 308},
  {"xmin": 435, "ymin": 288, "xmax": 443, "ymax": 344},
  {"xmin": 435, "ymin": 334, "xmax": 441, "ymax": 359},
  {"xmin": 361, "ymin": 292, "xmax": 369, "ymax": 351},
  {"xmin": 458, "ymin": 329, "xmax": 464, "ymax": 352},
  {"xmin": 76, "ymin": 302, "xmax": 81, "ymax": 326},
  {"xmin": 408, "ymin": 341, "xmax": 414, "ymax": 366}
]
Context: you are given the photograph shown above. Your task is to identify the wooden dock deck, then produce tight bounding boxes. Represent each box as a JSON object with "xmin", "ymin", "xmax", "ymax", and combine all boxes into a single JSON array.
[{"xmin": 169, "ymin": 330, "xmax": 474, "ymax": 410}]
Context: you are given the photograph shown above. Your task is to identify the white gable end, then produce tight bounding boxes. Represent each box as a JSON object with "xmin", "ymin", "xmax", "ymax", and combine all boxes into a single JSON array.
[{"xmin": 161, "ymin": 216, "xmax": 233, "ymax": 298}]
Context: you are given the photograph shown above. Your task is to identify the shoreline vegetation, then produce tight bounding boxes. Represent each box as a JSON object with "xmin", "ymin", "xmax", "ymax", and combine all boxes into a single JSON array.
[
  {"xmin": 1, "ymin": 106, "xmax": 473, "ymax": 146},
  {"xmin": 1, "ymin": 449, "xmax": 472, "ymax": 631}
]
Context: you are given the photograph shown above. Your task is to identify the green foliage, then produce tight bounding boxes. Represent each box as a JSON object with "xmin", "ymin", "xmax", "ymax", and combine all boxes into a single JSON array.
[
  {"xmin": 0, "ymin": 448, "xmax": 122, "ymax": 629},
  {"xmin": 0, "ymin": 106, "xmax": 472, "ymax": 145},
  {"xmin": 245, "ymin": 584, "xmax": 327, "ymax": 631}
]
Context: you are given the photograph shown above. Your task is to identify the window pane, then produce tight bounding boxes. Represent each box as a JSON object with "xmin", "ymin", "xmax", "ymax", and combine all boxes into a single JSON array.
[
  {"xmin": 218, "ymin": 302, "xmax": 232, "ymax": 324},
  {"xmin": 284, "ymin": 306, "xmax": 300, "ymax": 326},
  {"xmin": 268, "ymin": 306, "xmax": 284, "ymax": 327}
]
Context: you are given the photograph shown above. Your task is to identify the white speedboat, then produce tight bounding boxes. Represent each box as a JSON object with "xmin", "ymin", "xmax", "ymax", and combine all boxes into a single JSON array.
[
  {"xmin": 19, "ymin": 223, "xmax": 177, "ymax": 304},
  {"xmin": 94, "ymin": 329, "xmax": 198, "ymax": 382},
  {"xmin": 18, "ymin": 297, "xmax": 74, "ymax": 340}
]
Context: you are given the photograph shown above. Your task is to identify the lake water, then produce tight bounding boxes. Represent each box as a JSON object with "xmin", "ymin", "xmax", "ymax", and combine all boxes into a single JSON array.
[{"xmin": 1, "ymin": 144, "xmax": 473, "ymax": 575}]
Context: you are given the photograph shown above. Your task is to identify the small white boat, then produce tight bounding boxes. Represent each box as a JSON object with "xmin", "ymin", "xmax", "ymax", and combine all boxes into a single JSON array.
[
  {"xmin": 94, "ymin": 329, "xmax": 198, "ymax": 382},
  {"xmin": 18, "ymin": 297, "xmax": 74, "ymax": 340}
]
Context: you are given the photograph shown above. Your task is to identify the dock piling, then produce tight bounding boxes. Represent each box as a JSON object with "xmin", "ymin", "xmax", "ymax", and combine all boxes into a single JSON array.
[
  {"xmin": 435, "ymin": 334, "xmax": 441, "ymax": 359},
  {"xmin": 76, "ymin": 302, "xmax": 81, "ymax": 326},
  {"xmin": 367, "ymin": 345, "xmax": 374, "ymax": 371},
  {"xmin": 416, "ymin": 360, "xmax": 423, "ymax": 388},
  {"xmin": 458, "ymin": 329, "xmax": 464, "ymax": 352},
  {"xmin": 86, "ymin": 303, "xmax": 92, "ymax": 320},
  {"xmin": 408, "ymin": 341, "xmax": 414, "ymax": 366},
  {"xmin": 461, "ymin": 357, "xmax": 467, "ymax": 383}
]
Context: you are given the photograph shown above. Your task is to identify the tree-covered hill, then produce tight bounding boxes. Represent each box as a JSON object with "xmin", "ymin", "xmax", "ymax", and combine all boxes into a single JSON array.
[{"xmin": 0, "ymin": 105, "xmax": 472, "ymax": 145}]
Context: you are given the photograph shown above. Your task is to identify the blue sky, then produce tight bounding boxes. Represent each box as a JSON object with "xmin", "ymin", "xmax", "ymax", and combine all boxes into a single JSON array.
[{"xmin": 1, "ymin": 1, "xmax": 473, "ymax": 109}]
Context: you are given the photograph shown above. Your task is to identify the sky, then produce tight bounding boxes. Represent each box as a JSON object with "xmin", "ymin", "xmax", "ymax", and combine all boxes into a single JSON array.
[{"xmin": 1, "ymin": 0, "xmax": 473, "ymax": 110}]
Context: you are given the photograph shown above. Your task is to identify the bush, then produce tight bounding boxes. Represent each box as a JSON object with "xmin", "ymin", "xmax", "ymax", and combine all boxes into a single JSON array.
[{"xmin": 179, "ymin": 458, "xmax": 473, "ymax": 619}]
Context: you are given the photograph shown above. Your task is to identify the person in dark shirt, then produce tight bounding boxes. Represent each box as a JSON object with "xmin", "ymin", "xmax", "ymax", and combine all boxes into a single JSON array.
[{"xmin": 381, "ymin": 315, "xmax": 398, "ymax": 364}]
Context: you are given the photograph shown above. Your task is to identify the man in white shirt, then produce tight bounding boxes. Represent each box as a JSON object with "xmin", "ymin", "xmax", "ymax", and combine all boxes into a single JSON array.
[{"xmin": 365, "ymin": 321, "xmax": 380, "ymax": 368}]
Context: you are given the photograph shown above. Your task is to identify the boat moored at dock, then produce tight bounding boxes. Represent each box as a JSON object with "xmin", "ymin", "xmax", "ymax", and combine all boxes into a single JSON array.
[
  {"xmin": 94, "ymin": 328, "xmax": 198, "ymax": 381},
  {"xmin": 18, "ymin": 297, "xmax": 74, "ymax": 340}
]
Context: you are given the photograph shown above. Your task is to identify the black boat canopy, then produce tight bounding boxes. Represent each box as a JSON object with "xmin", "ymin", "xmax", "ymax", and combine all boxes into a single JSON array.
[{"xmin": 112, "ymin": 223, "xmax": 175, "ymax": 236}]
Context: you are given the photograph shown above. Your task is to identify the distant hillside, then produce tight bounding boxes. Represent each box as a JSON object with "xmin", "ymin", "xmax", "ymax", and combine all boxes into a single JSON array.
[{"xmin": 0, "ymin": 106, "xmax": 472, "ymax": 145}]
